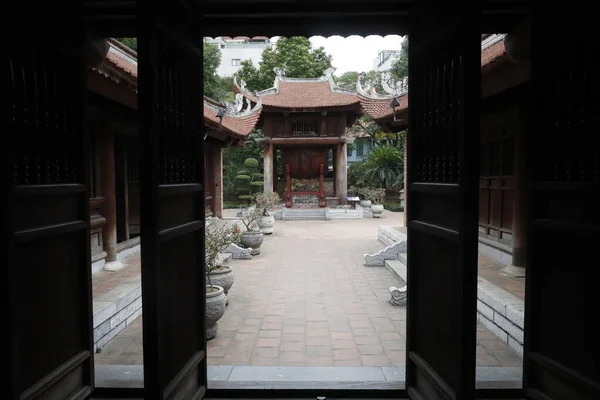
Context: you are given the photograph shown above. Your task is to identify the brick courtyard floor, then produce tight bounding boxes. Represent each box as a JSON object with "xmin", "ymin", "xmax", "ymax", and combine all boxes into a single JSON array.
[{"xmin": 95, "ymin": 209, "xmax": 522, "ymax": 369}]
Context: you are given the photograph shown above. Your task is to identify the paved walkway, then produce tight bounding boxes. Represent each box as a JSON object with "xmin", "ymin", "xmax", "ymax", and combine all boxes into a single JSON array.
[{"xmin": 95, "ymin": 210, "xmax": 522, "ymax": 369}]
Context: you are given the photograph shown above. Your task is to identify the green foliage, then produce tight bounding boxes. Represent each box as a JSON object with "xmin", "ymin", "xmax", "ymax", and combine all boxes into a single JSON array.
[
  {"xmin": 205, "ymin": 220, "xmax": 240, "ymax": 285},
  {"xmin": 333, "ymin": 71, "xmax": 359, "ymax": 91},
  {"xmin": 116, "ymin": 38, "xmax": 137, "ymax": 52},
  {"xmin": 254, "ymin": 192, "xmax": 281, "ymax": 216},
  {"xmin": 235, "ymin": 37, "xmax": 333, "ymax": 92},
  {"xmin": 222, "ymin": 130, "xmax": 266, "ymax": 200},
  {"xmin": 210, "ymin": 76, "xmax": 236, "ymax": 102},
  {"xmin": 383, "ymin": 201, "xmax": 404, "ymax": 212},
  {"xmin": 390, "ymin": 37, "xmax": 409, "ymax": 81},
  {"xmin": 362, "ymin": 146, "xmax": 404, "ymax": 189},
  {"xmin": 348, "ymin": 161, "xmax": 380, "ymax": 189},
  {"xmin": 235, "ymin": 157, "xmax": 264, "ymax": 203},
  {"xmin": 244, "ymin": 158, "xmax": 259, "ymax": 169},
  {"xmin": 203, "ymin": 44, "xmax": 223, "ymax": 100},
  {"xmin": 363, "ymin": 188, "xmax": 386, "ymax": 205}
]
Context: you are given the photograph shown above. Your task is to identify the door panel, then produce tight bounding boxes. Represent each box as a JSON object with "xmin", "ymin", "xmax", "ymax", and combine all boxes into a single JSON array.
[
  {"xmin": 6, "ymin": 29, "xmax": 93, "ymax": 399},
  {"xmin": 406, "ymin": 1, "xmax": 481, "ymax": 399},
  {"xmin": 139, "ymin": 11, "xmax": 207, "ymax": 400},
  {"xmin": 524, "ymin": 7, "xmax": 600, "ymax": 400}
]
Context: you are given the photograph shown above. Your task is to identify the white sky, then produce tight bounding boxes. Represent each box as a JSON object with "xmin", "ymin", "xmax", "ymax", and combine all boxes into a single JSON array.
[{"xmin": 273, "ymin": 35, "xmax": 405, "ymax": 75}]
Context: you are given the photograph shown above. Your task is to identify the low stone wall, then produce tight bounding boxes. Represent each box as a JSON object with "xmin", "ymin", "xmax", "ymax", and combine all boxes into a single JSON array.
[
  {"xmin": 325, "ymin": 208, "xmax": 363, "ymax": 220},
  {"xmin": 477, "ymin": 279, "xmax": 524, "ymax": 355},
  {"xmin": 377, "ymin": 224, "xmax": 524, "ymax": 356},
  {"xmin": 93, "ymin": 277, "xmax": 142, "ymax": 352}
]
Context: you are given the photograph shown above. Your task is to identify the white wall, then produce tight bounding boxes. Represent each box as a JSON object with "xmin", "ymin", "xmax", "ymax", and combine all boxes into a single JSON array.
[{"xmin": 218, "ymin": 45, "xmax": 269, "ymax": 77}]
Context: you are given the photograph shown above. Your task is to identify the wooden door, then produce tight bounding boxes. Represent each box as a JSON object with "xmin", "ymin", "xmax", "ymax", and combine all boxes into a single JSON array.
[
  {"xmin": 405, "ymin": 1, "xmax": 481, "ymax": 399},
  {"xmin": 138, "ymin": 11, "xmax": 207, "ymax": 400},
  {"xmin": 523, "ymin": 7, "xmax": 600, "ymax": 400},
  {"xmin": 5, "ymin": 29, "xmax": 94, "ymax": 399}
]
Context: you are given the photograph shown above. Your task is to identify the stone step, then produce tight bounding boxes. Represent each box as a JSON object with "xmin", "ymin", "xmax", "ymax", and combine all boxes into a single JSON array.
[
  {"xmin": 385, "ymin": 259, "xmax": 408, "ymax": 285},
  {"xmin": 93, "ymin": 275, "xmax": 142, "ymax": 352}
]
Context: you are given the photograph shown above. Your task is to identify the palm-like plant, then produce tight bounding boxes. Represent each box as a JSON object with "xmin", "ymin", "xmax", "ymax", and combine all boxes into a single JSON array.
[{"xmin": 362, "ymin": 146, "xmax": 404, "ymax": 189}]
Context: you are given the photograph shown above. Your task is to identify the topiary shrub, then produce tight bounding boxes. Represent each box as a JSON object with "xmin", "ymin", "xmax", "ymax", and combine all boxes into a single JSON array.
[{"xmin": 235, "ymin": 158, "xmax": 263, "ymax": 204}]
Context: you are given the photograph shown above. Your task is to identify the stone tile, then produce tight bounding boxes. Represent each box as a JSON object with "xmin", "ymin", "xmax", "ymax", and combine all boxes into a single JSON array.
[
  {"xmin": 256, "ymin": 338, "xmax": 281, "ymax": 347},
  {"xmin": 333, "ymin": 349, "xmax": 359, "ymax": 361},
  {"xmin": 332, "ymin": 340, "xmax": 356, "ymax": 350},
  {"xmin": 95, "ymin": 217, "xmax": 522, "ymax": 370},
  {"xmin": 307, "ymin": 328, "xmax": 329, "ymax": 337},
  {"xmin": 361, "ymin": 355, "xmax": 392, "ymax": 366},
  {"xmin": 307, "ymin": 346, "xmax": 333, "ymax": 357},
  {"xmin": 259, "ymin": 330, "xmax": 282, "ymax": 338},
  {"xmin": 279, "ymin": 352, "xmax": 306, "ymax": 363},
  {"xmin": 282, "ymin": 333, "xmax": 304, "ymax": 342},
  {"xmin": 281, "ymin": 342, "xmax": 305, "ymax": 352},
  {"xmin": 283, "ymin": 326, "xmax": 304, "ymax": 334},
  {"xmin": 307, "ymin": 337, "xmax": 330, "ymax": 346},
  {"xmin": 358, "ymin": 344, "xmax": 385, "ymax": 355},
  {"xmin": 253, "ymin": 347, "xmax": 279, "ymax": 358}
]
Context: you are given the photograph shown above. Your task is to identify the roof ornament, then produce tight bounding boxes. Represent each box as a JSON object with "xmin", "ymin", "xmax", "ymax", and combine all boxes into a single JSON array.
[
  {"xmin": 243, "ymin": 97, "xmax": 252, "ymax": 113},
  {"xmin": 322, "ymin": 67, "xmax": 336, "ymax": 80},
  {"xmin": 381, "ymin": 72, "xmax": 409, "ymax": 97},
  {"xmin": 356, "ymin": 71, "xmax": 408, "ymax": 99},
  {"xmin": 273, "ymin": 66, "xmax": 286, "ymax": 79}
]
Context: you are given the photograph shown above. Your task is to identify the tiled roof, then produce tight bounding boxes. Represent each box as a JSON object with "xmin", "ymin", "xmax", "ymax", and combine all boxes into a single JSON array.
[
  {"xmin": 203, "ymin": 97, "xmax": 262, "ymax": 137},
  {"xmin": 92, "ymin": 39, "xmax": 138, "ymax": 88},
  {"xmin": 235, "ymin": 71, "xmax": 360, "ymax": 110},
  {"xmin": 359, "ymin": 93, "xmax": 407, "ymax": 121},
  {"xmin": 358, "ymin": 39, "xmax": 509, "ymax": 122}
]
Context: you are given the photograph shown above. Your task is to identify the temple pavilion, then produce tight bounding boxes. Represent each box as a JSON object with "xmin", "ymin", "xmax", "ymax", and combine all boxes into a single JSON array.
[{"xmin": 234, "ymin": 67, "xmax": 362, "ymax": 207}]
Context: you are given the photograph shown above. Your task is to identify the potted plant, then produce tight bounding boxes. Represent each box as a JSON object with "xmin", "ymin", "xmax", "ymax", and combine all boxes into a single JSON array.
[
  {"xmin": 368, "ymin": 188, "xmax": 386, "ymax": 218},
  {"xmin": 357, "ymin": 187, "xmax": 372, "ymax": 208},
  {"xmin": 238, "ymin": 204, "xmax": 264, "ymax": 255},
  {"xmin": 205, "ymin": 220, "xmax": 236, "ymax": 339},
  {"xmin": 255, "ymin": 191, "xmax": 281, "ymax": 234}
]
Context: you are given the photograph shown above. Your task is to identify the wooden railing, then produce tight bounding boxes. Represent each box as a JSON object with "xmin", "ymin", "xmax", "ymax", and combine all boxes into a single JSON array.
[{"xmin": 284, "ymin": 164, "xmax": 326, "ymax": 208}]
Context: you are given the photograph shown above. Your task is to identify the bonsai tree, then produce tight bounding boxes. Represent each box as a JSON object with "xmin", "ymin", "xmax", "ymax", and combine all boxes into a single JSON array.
[
  {"xmin": 238, "ymin": 203, "xmax": 262, "ymax": 232},
  {"xmin": 366, "ymin": 188, "xmax": 386, "ymax": 205},
  {"xmin": 254, "ymin": 192, "xmax": 281, "ymax": 216},
  {"xmin": 205, "ymin": 220, "xmax": 239, "ymax": 286},
  {"xmin": 235, "ymin": 158, "xmax": 264, "ymax": 204}
]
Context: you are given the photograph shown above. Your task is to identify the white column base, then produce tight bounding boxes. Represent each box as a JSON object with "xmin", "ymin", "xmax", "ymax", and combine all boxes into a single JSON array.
[
  {"xmin": 103, "ymin": 260, "xmax": 126, "ymax": 272},
  {"xmin": 502, "ymin": 264, "xmax": 526, "ymax": 277}
]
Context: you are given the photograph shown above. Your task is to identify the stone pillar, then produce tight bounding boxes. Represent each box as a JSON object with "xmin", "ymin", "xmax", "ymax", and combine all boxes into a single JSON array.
[
  {"xmin": 335, "ymin": 142, "xmax": 348, "ymax": 203},
  {"xmin": 97, "ymin": 124, "xmax": 124, "ymax": 271},
  {"xmin": 213, "ymin": 148, "xmax": 223, "ymax": 218},
  {"xmin": 403, "ymin": 133, "xmax": 408, "ymax": 227},
  {"xmin": 263, "ymin": 142, "xmax": 274, "ymax": 193}
]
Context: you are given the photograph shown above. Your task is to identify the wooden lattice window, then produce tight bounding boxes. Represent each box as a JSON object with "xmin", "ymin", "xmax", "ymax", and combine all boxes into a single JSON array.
[{"xmin": 291, "ymin": 121, "xmax": 319, "ymax": 137}]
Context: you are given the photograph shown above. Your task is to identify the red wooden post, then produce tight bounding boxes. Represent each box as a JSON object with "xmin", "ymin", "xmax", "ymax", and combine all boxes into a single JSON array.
[{"xmin": 285, "ymin": 164, "xmax": 292, "ymax": 207}]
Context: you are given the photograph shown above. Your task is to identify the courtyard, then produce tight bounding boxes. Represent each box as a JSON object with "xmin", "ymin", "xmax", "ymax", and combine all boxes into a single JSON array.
[{"xmin": 95, "ymin": 210, "xmax": 522, "ymax": 378}]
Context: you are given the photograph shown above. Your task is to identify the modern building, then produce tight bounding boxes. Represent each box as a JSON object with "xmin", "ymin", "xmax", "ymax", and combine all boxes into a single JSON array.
[
  {"xmin": 204, "ymin": 36, "xmax": 272, "ymax": 77},
  {"xmin": 373, "ymin": 49, "xmax": 400, "ymax": 72}
]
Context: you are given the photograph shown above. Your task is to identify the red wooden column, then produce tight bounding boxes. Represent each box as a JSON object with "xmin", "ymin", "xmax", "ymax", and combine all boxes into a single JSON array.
[
  {"xmin": 97, "ymin": 122, "xmax": 124, "ymax": 270},
  {"xmin": 213, "ymin": 147, "xmax": 224, "ymax": 218}
]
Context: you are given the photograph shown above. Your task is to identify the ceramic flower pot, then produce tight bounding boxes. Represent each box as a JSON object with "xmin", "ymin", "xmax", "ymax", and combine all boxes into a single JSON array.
[
  {"xmin": 259, "ymin": 215, "xmax": 275, "ymax": 234},
  {"xmin": 371, "ymin": 204, "xmax": 384, "ymax": 218},
  {"xmin": 208, "ymin": 266, "xmax": 235, "ymax": 305},
  {"xmin": 206, "ymin": 285, "xmax": 226, "ymax": 340},
  {"xmin": 360, "ymin": 199, "xmax": 372, "ymax": 207},
  {"xmin": 240, "ymin": 230, "xmax": 264, "ymax": 255}
]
